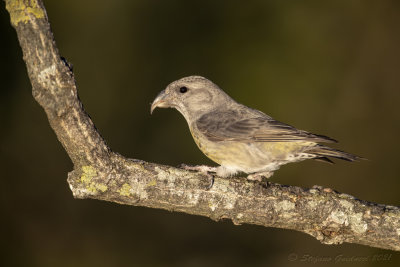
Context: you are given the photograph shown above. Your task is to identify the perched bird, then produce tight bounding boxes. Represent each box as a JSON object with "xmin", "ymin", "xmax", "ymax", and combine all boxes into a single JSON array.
[{"xmin": 151, "ymin": 76, "xmax": 361, "ymax": 180}]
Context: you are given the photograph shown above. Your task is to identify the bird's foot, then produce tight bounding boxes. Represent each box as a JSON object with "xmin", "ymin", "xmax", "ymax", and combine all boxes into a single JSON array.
[
  {"xmin": 180, "ymin": 164, "xmax": 216, "ymax": 190},
  {"xmin": 180, "ymin": 164, "xmax": 217, "ymax": 173}
]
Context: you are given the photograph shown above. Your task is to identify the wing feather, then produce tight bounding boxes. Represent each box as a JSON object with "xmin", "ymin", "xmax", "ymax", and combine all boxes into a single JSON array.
[{"xmin": 196, "ymin": 110, "xmax": 336, "ymax": 143}]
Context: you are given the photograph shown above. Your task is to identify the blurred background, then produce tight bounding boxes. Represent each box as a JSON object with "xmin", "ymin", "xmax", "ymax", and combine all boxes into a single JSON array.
[{"xmin": 1, "ymin": 0, "xmax": 399, "ymax": 266}]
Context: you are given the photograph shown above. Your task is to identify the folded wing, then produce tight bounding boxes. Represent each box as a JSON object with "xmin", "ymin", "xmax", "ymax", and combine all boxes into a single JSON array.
[{"xmin": 196, "ymin": 110, "xmax": 337, "ymax": 143}]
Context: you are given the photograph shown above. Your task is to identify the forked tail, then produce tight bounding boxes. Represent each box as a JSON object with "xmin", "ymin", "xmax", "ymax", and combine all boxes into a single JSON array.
[{"xmin": 308, "ymin": 145, "xmax": 363, "ymax": 163}]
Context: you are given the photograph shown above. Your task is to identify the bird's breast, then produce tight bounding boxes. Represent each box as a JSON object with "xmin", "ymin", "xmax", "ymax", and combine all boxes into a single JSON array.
[{"xmin": 189, "ymin": 126, "xmax": 224, "ymax": 164}]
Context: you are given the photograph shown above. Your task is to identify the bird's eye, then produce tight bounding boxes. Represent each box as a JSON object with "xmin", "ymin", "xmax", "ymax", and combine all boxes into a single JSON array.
[{"xmin": 179, "ymin": 86, "xmax": 188, "ymax": 93}]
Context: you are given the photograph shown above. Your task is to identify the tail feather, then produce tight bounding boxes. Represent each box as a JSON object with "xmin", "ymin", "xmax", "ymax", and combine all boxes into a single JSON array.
[
  {"xmin": 314, "ymin": 157, "xmax": 335, "ymax": 164},
  {"xmin": 308, "ymin": 145, "xmax": 363, "ymax": 162}
]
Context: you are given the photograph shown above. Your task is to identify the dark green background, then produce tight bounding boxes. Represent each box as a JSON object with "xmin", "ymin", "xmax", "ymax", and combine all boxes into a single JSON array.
[{"xmin": 1, "ymin": 0, "xmax": 399, "ymax": 266}]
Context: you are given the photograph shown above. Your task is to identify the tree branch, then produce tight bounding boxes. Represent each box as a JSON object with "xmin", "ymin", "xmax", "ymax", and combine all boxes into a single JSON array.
[{"xmin": 5, "ymin": 0, "xmax": 400, "ymax": 251}]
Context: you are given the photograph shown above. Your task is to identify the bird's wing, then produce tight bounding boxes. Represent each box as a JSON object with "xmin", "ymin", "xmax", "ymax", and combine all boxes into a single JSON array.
[{"xmin": 196, "ymin": 110, "xmax": 337, "ymax": 143}]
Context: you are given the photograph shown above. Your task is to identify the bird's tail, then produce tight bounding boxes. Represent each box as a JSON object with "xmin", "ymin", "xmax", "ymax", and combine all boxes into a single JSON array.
[{"xmin": 308, "ymin": 145, "xmax": 363, "ymax": 163}]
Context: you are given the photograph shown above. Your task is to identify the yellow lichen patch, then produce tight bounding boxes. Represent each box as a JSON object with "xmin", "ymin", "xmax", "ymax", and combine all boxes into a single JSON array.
[
  {"xmin": 119, "ymin": 183, "xmax": 132, "ymax": 196},
  {"xmin": 80, "ymin": 166, "xmax": 108, "ymax": 194},
  {"xmin": 96, "ymin": 183, "xmax": 108, "ymax": 192},
  {"xmin": 86, "ymin": 184, "xmax": 98, "ymax": 194},
  {"xmin": 85, "ymin": 183, "xmax": 108, "ymax": 194},
  {"xmin": 5, "ymin": 0, "xmax": 45, "ymax": 26},
  {"xmin": 81, "ymin": 166, "xmax": 97, "ymax": 184},
  {"xmin": 147, "ymin": 179, "xmax": 157, "ymax": 187}
]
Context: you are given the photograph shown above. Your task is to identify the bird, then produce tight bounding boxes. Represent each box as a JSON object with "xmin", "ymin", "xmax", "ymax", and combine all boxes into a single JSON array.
[{"xmin": 151, "ymin": 76, "xmax": 361, "ymax": 181}]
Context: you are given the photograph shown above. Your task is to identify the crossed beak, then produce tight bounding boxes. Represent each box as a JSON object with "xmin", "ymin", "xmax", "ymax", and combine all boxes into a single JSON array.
[{"xmin": 150, "ymin": 90, "xmax": 170, "ymax": 114}]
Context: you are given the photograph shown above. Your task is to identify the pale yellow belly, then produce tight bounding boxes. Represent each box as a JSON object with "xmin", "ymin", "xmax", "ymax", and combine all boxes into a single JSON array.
[{"xmin": 190, "ymin": 126, "xmax": 313, "ymax": 173}]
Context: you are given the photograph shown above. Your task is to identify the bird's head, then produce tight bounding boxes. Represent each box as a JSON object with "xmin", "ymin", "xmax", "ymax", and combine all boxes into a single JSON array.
[{"xmin": 151, "ymin": 76, "xmax": 231, "ymax": 121}]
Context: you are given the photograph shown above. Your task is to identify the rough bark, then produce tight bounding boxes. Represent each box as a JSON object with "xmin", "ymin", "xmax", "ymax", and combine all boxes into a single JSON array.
[{"xmin": 4, "ymin": 0, "xmax": 400, "ymax": 251}]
